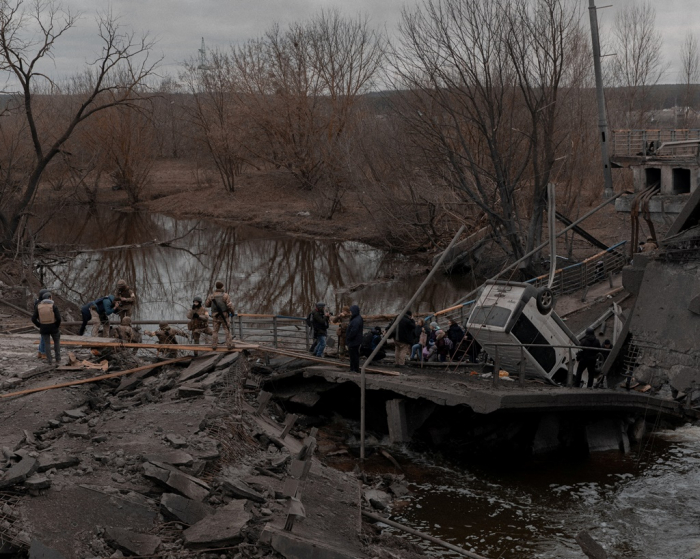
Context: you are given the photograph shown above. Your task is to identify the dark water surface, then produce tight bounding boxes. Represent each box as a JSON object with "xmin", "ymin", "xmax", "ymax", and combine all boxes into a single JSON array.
[
  {"xmin": 383, "ymin": 425, "xmax": 700, "ymax": 558},
  {"xmin": 39, "ymin": 209, "xmax": 472, "ymax": 318}
]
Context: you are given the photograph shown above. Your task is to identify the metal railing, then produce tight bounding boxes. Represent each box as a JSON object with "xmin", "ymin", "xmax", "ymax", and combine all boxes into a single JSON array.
[
  {"xmin": 432, "ymin": 241, "xmax": 628, "ymax": 325},
  {"xmin": 611, "ymin": 129, "xmax": 700, "ymax": 158}
]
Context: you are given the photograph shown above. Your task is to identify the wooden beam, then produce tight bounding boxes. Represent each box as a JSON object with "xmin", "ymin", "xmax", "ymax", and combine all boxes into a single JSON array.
[{"xmin": 1, "ymin": 357, "xmax": 191, "ymax": 399}]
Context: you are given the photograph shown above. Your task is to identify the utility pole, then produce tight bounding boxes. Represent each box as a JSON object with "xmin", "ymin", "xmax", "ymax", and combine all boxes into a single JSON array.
[{"xmin": 588, "ymin": 0, "xmax": 614, "ymax": 199}]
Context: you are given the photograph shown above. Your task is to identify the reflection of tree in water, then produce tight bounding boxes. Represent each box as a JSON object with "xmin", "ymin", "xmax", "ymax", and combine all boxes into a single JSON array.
[{"xmin": 47, "ymin": 210, "xmax": 471, "ymax": 318}]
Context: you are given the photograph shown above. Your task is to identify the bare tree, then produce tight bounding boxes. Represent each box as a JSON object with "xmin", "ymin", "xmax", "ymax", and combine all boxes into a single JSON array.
[
  {"xmin": 389, "ymin": 0, "xmax": 581, "ymax": 271},
  {"xmin": 680, "ymin": 31, "xmax": 700, "ymax": 127},
  {"xmin": 608, "ymin": 1, "xmax": 664, "ymax": 129},
  {"xmin": 0, "ymin": 0, "xmax": 159, "ymax": 252}
]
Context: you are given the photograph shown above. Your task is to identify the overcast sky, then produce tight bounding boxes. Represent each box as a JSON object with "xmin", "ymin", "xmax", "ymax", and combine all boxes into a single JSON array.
[{"xmin": 5, "ymin": 0, "xmax": 698, "ymax": 87}]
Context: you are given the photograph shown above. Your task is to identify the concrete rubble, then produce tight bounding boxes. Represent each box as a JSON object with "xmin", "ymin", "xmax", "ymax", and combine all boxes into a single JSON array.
[{"xmin": 0, "ymin": 335, "xmax": 416, "ymax": 558}]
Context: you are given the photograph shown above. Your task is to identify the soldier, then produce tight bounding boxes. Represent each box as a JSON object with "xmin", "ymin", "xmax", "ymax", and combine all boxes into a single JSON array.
[
  {"xmin": 331, "ymin": 305, "xmax": 351, "ymax": 358},
  {"xmin": 115, "ymin": 279, "xmax": 136, "ymax": 321},
  {"xmin": 205, "ymin": 281, "xmax": 235, "ymax": 350},
  {"xmin": 187, "ymin": 296, "xmax": 212, "ymax": 354},
  {"xmin": 144, "ymin": 321, "xmax": 187, "ymax": 358},
  {"xmin": 114, "ymin": 316, "xmax": 141, "ymax": 344}
]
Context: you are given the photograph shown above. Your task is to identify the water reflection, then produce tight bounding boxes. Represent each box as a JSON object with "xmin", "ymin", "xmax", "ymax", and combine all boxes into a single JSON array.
[{"xmin": 39, "ymin": 209, "xmax": 472, "ymax": 318}]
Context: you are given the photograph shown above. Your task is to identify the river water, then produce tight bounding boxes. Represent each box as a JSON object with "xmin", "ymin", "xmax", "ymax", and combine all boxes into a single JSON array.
[
  {"xmin": 381, "ymin": 425, "xmax": 700, "ymax": 558},
  {"xmin": 39, "ymin": 209, "xmax": 472, "ymax": 319},
  {"xmin": 39, "ymin": 209, "xmax": 700, "ymax": 558}
]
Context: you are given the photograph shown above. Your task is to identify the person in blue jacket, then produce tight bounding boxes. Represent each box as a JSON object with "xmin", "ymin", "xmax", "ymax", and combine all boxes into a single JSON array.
[{"xmin": 79, "ymin": 295, "xmax": 118, "ymax": 337}]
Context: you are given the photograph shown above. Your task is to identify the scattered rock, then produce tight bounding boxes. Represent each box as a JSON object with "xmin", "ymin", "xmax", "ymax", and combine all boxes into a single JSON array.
[
  {"xmin": 66, "ymin": 425, "xmax": 90, "ymax": 439},
  {"xmin": 24, "ymin": 474, "xmax": 51, "ymax": 490},
  {"xmin": 179, "ymin": 353, "xmax": 223, "ymax": 383},
  {"xmin": 142, "ymin": 462, "xmax": 210, "ymax": 501},
  {"xmin": 221, "ymin": 478, "xmax": 266, "ymax": 503},
  {"xmin": 142, "ymin": 450, "xmax": 194, "ymax": 467},
  {"xmin": 64, "ymin": 409, "xmax": 86, "ymax": 420},
  {"xmin": 160, "ymin": 493, "xmax": 213, "ymax": 525},
  {"xmin": 111, "ymin": 473, "xmax": 126, "ymax": 484},
  {"xmin": 178, "ymin": 386, "xmax": 204, "ymax": 398},
  {"xmin": 165, "ymin": 433, "xmax": 187, "ymax": 449},
  {"xmin": 105, "ymin": 527, "xmax": 161, "ymax": 557},
  {"xmin": 37, "ymin": 454, "xmax": 80, "ymax": 472},
  {"xmin": 0, "ymin": 457, "xmax": 38, "ymax": 488},
  {"xmin": 183, "ymin": 500, "xmax": 251, "ymax": 547}
]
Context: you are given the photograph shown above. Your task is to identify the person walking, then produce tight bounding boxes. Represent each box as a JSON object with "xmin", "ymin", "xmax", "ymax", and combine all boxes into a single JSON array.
[
  {"xmin": 345, "ymin": 305, "xmax": 363, "ymax": 373},
  {"xmin": 115, "ymin": 279, "xmax": 136, "ymax": 321},
  {"xmin": 34, "ymin": 288, "xmax": 49, "ymax": 359},
  {"xmin": 32, "ymin": 292, "xmax": 61, "ymax": 366},
  {"xmin": 393, "ymin": 310, "xmax": 415, "ymax": 366},
  {"xmin": 187, "ymin": 296, "xmax": 212, "ymax": 352},
  {"xmin": 309, "ymin": 302, "xmax": 330, "ymax": 358},
  {"xmin": 205, "ymin": 281, "xmax": 235, "ymax": 350},
  {"xmin": 575, "ymin": 327, "xmax": 602, "ymax": 388}
]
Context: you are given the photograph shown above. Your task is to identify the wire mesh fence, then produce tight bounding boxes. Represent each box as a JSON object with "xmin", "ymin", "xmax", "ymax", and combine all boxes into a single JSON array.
[{"xmin": 611, "ymin": 129, "xmax": 700, "ymax": 158}]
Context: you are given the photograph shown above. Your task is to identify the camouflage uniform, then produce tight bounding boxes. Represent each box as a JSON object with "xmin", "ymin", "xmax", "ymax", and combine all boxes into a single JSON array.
[
  {"xmin": 187, "ymin": 299, "xmax": 212, "ymax": 347},
  {"xmin": 115, "ymin": 279, "xmax": 136, "ymax": 321},
  {"xmin": 205, "ymin": 283, "xmax": 235, "ymax": 350},
  {"xmin": 145, "ymin": 322, "xmax": 187, "ymax": 358},
  {"xmin": 114, "ymin": 317, "xmax": 142, "ymax": 353},
  {"xmin": 332, "ymin": 306, "xmax": 351, "ymax": 357}
]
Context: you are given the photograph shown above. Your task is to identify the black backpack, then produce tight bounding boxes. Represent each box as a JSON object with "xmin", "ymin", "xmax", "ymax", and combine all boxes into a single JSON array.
[{"xmin": 361, "ymin": 331, "xmax": 373, "ymax": 350}]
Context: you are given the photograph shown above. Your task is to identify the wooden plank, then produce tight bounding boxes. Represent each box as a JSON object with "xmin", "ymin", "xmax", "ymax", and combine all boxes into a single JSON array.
[{"xmin": 0, "ymin": 357, "xmax": 191, "ymax": 399}]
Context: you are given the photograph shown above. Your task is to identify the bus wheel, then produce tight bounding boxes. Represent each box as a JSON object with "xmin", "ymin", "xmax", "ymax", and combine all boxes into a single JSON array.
[{"xmin": 536, "ymin": 287, "xmax": 554, "ymax": 314}]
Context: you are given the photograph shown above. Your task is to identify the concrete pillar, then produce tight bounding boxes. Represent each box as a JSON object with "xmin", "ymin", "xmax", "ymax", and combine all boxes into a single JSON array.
[
  {"xmin": 532, "ymin": 414, "xmax": 560, "ymax": 455},
  {"xmin": 632, "ymin": 166, "xmax": 645, "ymax": 192},
  {"xmin": 386, "ymin": 399, "xmax": 410, "ymax": 443},
  {"xmin": 691, "ymin": 168, "xmax": 699, "ymax": 193},
  {"xmin": 585, "ymin": 418, "xmax": 629, "ymax": 453},
  {"xmin": 660, "ymin": 166, "xmax": 673, "ymax": 194}
]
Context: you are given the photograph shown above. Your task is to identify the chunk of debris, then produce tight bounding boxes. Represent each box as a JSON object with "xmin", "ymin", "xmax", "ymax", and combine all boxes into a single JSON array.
[
  {"xmin": 0, "ymin": 457, "xmax": 38, "ymax": 488},
  {"xmin": 221, "ymin": 478, "xmax": 266, "ymax": 503},
  {"xmin": 142, "ymin": 450, "xmax": 193, "ymax": 468},
  {"xmin": 575, "ymin": 530, "xmax": 608, "ymax": 559},
  {"xmin": 66, "ymin": 425, "xmax": 90, "ymax": 439},
  {"xmin": 63, "ymin": 409, "xmax": 86, "ymax": 420},
  {"xmin": 37, "ymin": 454, "xmax": 80, "ymax": 472},
  {"xmin": 215, "ymin": 352, "xmax": 240, "ymax": 369},
  {"xmin": 178, "ymin": 386, "xmax": 204, "ymax": 398},
  {"xmin": 24, "ymin": 474, "xmax": 51, "ymax": 491},
  {"xmin": 160, "ymin": 493, "xmax": 213, "ymax": 525},
  {"xmin": 165, "ymin": 433, "xmax": 187, "ymax": 448},
  {"xmin": 183, "ymin": 500, "xmax": 251, "ymax": 547},
  {"xmin": 105, "ymin": 527, "xmax": 162, "ymax": 557},
  {"xmin": 142, "ymin": 461, "xmax": 210, "ymax": 501},
  {"xmin": 179, "ymin": 353, "xmax": 223, "ymax": 383}
]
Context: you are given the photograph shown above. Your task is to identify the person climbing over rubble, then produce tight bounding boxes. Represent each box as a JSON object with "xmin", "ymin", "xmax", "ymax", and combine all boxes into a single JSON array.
[
  {"xmin": 34, "ymin": 287, "xmax": 49, "ymax": 359},
  {"xmin": 361, "ymin": 326, "xmax": 386, "ymax": 361},
  {"xmin": 31, "ymin": 291, "xmax": 62, "ymax": 366},
  {"xmin": 575, "ymin": 327, "xmax": 602, "ymax": 388},
  {"xmin": 345, "ymin": 305, "xmax": 363, "ymax": 373},
  {"xmin": 187, "ymin": 296, "xmax": 212, "ymax": 354},
  {"xmin": 113, "ymin": 316, "xmax": 141, "ymax": 344},
  {"xmin": 114, "ymin": 279, "xmax": 136, "ymax": 321},
  {"xmin": 205, "ymin": 281, "xmax": 235, "ymax": 350},
  {"xmin": 144, "ymin": 321, "xmax": 187, "ymax": 358},
  {"xmin": 79, "ymin": 295, "xmax": 118, "ymax": 338},
  {"xmin": 331, "ymin": 305, "xmax": 351, "ymax": 358},
  {"xmin": 309, "ymin": 302, "xmax": 330, "ymax": 357}
]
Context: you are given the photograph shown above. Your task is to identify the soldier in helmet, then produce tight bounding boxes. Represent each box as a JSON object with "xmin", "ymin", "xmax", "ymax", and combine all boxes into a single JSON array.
[
  {"xmin": 144, "ymin": 321, "xmax": 187, "ymax": 358},
  {"xmin": 187, "ymin": 296, "xmax": 212, "ymax": 354},
  {"xmin": 114, "ymin": 279, "xmax": 136, "ymax": 321},
  {"xmin": 114, "ymin": 316, "xmax": 141, "ymax": 344},
  {"xmin": 205, "ymin": 281, "xmax": 235, "ymax": 350}
]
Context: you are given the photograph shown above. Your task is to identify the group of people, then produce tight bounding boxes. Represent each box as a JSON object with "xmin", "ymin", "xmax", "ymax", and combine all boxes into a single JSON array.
[
  {"xmin": 306, "ymin": 303, "xmax": 481, "ymax": 372},
  {"xmin": 34, "ymin": 279, "xmax": 241, "ymax": 364}
]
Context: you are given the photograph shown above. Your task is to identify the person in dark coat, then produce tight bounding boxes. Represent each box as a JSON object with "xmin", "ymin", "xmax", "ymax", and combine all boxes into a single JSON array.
[
  {"xmin": 345, "ymin": 305, "xmax": 363, "ymax": 372},
  {"xmin": 575, "ymin": 327, "xmax": 602, "ymax": 388},
  {"xmin": 34, "ymin": 288, "xmax": 49, "ymax": 358},
  {"xmin": 309, "ymin": 302, "xmax": 330, "ymax": 357},
  {"xmin": 361, "ymin": 327, "xmax": 386, "ymax": 361},
  {"xmin": 32, "ymin": 292, "xmax": 61, "ymax": 365},
  {"xmin": 446, "ymin": 319, "xmax": 465, "ymax": 359},
  {"xmin": 393, "ymin": 311, "xmax": 415, "ymax": 366}
]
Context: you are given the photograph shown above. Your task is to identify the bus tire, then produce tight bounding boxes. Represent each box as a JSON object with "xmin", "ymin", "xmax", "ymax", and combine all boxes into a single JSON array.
[{"xmin": 536, "ymin": 287, "xmax": 554, "ymax": 314}]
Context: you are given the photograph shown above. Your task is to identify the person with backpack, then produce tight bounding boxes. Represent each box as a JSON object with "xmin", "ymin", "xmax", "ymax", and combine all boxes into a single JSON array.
[
  {"xmin": 392, "ymin": 310, "xmax": 416, "ymax": 366},
  {"xmin": 32, "ymin": 292, "xmax": 62, "ymax": 366},
  {"xmin": 345, "ymin": 305, "xmax": 364, "ymax": 373},
  {"xmin": 187, "ymin": 296, "xmax": 212, "ymax": 352},
  {"xmin": 446, "ymin": 319, "xmax": 466, "ymax": 359},
  {"xmin": 114, "ymin": 279, "xmax": 136, "ymax": 321},
  {"xmin": 205, "ymin": 281, "xmax": 235, "ymax": 350},
  {"xmin": 308, "ymin": 302, "xmax": 330, "ymax": 357},
  {"xmin": 34, "ymin": 288, "xmax": 49, "ymax": 359},
  {"xmin": 434, "ymin": 330, "xmax": 452, "ymax": 362},
  {"xmin": 80, "ymin": 295, "xmax": 117, "ymax": 337},
  {"xmin": 411, "ymin": 318, "xmax": 430, "ymax": 361}
]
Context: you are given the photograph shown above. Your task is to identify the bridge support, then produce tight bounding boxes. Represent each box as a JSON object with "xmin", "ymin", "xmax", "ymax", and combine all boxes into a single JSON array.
[{"xmin": 386, "ymin": 399, "xmax": 435, "ymax": 444}]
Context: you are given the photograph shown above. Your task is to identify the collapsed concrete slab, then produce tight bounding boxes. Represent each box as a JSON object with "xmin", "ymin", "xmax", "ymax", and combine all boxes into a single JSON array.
[
  {"xmin": 160, "ymin": 493, "xmax": 213, "ymax": 525},
  {"xmin": 142, "ymin": 450, "xmax": 194, "ymax": 467},
  {"xmin": 260, "ymin": 525, "xmax": 363, "ymax": 559},
  {"xmin": 105, "ymin": 527, "xmax": 161, "ymax": 557},
  {"xmin": 221, "ymin": 478, "xmax": 266, "ymax": 503},
  {"xmin": 179, "ymin": 353, "xmax": 223, "ymax": 383},
  {"xmin": 37, "ymin": 454, "xmax": 80, "ymax": 472},
  {"xmin": 183, "ymin": 500, "xmax": 251, "ymax": 547},
  {"xmin": 142, "ymin": 461, "xmax": 210, "ymax": 501},
  {"xmin": 0, "ymin": 456, "xmax": 38, "ymax": 488},
  {"xmin": 215, "ymin": 352, "xmax": 240, "ymax": 370}
]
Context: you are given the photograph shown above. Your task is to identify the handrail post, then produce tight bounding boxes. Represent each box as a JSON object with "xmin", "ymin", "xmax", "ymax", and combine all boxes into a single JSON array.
[
  {"xmin": 273, "ymin": 316, "xmax": 278, "ymax": 348},
  {"xmin": 519, "ymin": 346, "xmax": 526, "ymax": 385},
  {"xmin": 492, "ymin": 346, "xmax": 500, "ymax": 388},
  {"xmin": 238, "ymin": 315, "xmax": 243, "ymax": 340}
]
